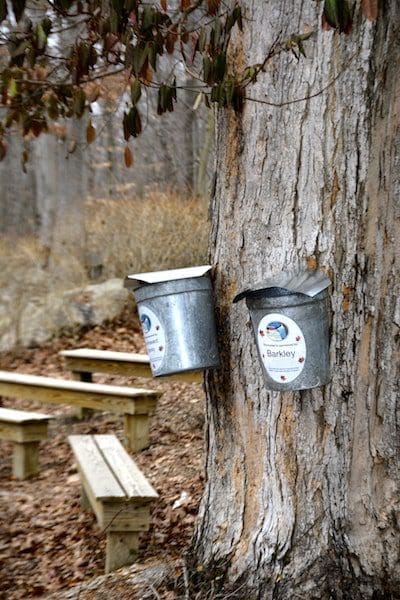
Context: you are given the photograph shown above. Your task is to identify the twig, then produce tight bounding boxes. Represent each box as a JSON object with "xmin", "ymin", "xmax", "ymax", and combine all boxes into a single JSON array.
[
  {"xmin": 183, "ymin": 560, "xmax": 190, "ymax": 600},
  {"xmin": 216, "ymin": 581, "xmax": 247, "ymax": 599},
  {"xmin": 243, "ymin": 29, "xmax": 283, "ymax": 84},
  {"xmin": 149, "ymin": 583, "xmax": 162, "ymax": 600},
  {"xmin": 244, "ymin": 66, "xmax": 347, "ymax": 108}
]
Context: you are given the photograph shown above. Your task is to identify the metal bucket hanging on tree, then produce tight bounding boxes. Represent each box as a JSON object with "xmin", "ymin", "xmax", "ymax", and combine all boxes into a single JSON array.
[
  {"xmin": 125, "ymin": 266, "xmax": 220, "ymax": 377},
  {"xmin": 234, "ymin": 270, "xmax": 331, "ymax": 391}
]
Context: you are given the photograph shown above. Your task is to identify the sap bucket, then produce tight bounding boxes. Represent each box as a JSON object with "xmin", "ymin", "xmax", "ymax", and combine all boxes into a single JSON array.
[
  {"xmin": 124, "ymin": 266, "xmax": 220, "ymax": 377},
  {"xmin": 233, "ymin": 270, "xmax": 331, "ymax": 391}
]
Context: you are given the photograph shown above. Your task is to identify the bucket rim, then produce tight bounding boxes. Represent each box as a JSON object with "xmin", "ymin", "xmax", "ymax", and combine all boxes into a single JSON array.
[
  {"xmin": 235, "ymin": 286, "xmax": 302, "ymax": 302},
  {"xmin": 124, "ymin": 265, "xmax": 212, "ymax": 290},
  {"xmin": 233, "ymin": 269, "xmax": 331, "ymax": 303}
]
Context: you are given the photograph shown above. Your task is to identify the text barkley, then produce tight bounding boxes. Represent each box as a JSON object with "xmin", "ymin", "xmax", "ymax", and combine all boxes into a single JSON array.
[{"xmin": 266, "ymin": 349, "xmax": 295, "ymax": 359}]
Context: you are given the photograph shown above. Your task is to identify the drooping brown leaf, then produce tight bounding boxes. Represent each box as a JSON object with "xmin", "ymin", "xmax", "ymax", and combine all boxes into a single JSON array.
[
  {"xmin": 130, "ymin": 78, "xmax": 141, "ymax": 105},
  {"xmin": 72, "ymin": 88, "xmax": 86, "ymax": 118},
  {"xmin": 321, "ymin": 14, "xmax": 332, "ymax": 31},
  {"xmin": 207, "ymin": 0, "xmax": 220, "ymax": 16},
  {"xmin": 141, "ymin": 61, "xmax": 153, "ymax": 84},
  {"xmin": 87, "ymin": 83, "xmax": 100, "ymax": 103},
  {"xmin": 11, "ymin": 0, "xmax": 25, "ymax": 22},
  {"xmin": 322, "ymin": 0, "xmax": 352, "ymax": 34},
  {"xmin": 0, "ymin": 139, "xmax": 7, "ymax": 161},
  {"xmin": 181, "ymin": 0, "xmax": 190, "ymax": 10},
  {"xmin": 361, "ymin": 0, "xmax": 378, "ymax": 21},
  {"xmin": 35, "ymin": 65, "xmax": 47, "ymax": 81},
  {"xmin": 47, "ymin": 94, "xmax": 59, "ymax": 119},
  {"xmin": 124, "ymin": 144, "xmax": 133, "ymax": 167},
  {"xmin": 190, "ymin": 33, "xmax": 199, "ymax": 64},
  {"xmin": 166, "ymin": 29, "xmax": 177, "ymax": 54},
  {"xmin": 7, "ymin": 78, "xmax": 17, "ymax": 98},
  {"xmin": 31, "ymin": 119, "xmax": 47, "ymax": 137},
  {"xmin": 67, "ymin": 139, "xmax": 77, "ymax": 154},
  {"xmin": 0, "ymin": 0, "xmax": 8, "ymax": 22},
  {"xmin": 21, "ymin": 147, "xmax": 28, "ymax": 172},
  {"xmin": 160, "ymin": 0, "xmax": 167, "ymax": 10},
  {"xmin": 86, "ymin": 119, "xmax": 96, "ymax": 144}
]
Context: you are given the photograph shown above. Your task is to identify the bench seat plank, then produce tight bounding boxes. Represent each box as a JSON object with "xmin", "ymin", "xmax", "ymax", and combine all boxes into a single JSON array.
[
  {"xmin": 69, "ymin": 435, "xmax": 126, "ymax": 501},
  {"xmin": 0, "ymin": 407, "xmax": 52, "ymax": 424},
  {"xmin": 94, "ymin": 434, "xmax": 158, "ymax": 502},
  {"xmin": 62, "ymin": 348, "xmax": 151, "ymax": 364},
  {"xmin": 60, "ymin": 348, "xmax": 202, "ymax": 382},
  {"xmin": 0, "ymin": 371, "xmax": 160, "ymax": 416}
]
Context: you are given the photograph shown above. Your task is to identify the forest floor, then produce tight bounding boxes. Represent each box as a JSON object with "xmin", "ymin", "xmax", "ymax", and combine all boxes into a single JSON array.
[{"xmin": 0, "ymin": 309, "xmax": 205, "ymax": 600}]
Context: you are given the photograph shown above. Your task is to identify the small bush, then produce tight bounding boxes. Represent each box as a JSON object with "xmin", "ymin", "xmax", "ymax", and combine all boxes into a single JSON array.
[
  {"xmin": 0, "ymin": 236, "xmax": 88, "ymax": 297},
  {"xmin": 85, "ymin": 190, "xmax": 210, "ymax": 279}
]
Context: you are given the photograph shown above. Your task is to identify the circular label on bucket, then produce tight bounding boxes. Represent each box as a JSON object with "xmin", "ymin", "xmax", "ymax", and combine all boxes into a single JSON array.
[
  {"xmin": 138, "ymin": 305, "xmax": 166, "ymax": 373},
  {"xmin": 257, "ymin": 313, "xmax": 306, "ymax": 384}
]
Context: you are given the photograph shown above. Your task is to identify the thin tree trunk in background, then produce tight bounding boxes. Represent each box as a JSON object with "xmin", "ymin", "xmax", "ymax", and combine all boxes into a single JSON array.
[
  {"xmin": 195, "ymin": 109, "xmax": 214, "ymax": 198},
  {"xmin": 192, "ymin": 2, "xmax": 400, "ymax": 598},
  {"xmin": 0, "ymin": 135, "xmax": 37, "ymax": 235},
  {"xmin": 34, "ymin": 120, "xmax": 88, "ymax": 273}
]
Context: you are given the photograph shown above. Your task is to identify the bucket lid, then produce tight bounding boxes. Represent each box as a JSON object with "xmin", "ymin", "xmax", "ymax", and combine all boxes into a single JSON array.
[
  {"xmin": 124, "ymin": 265, "xmax": 212, "ymax": 290},
  {"xmin": 233, "ymin": 269, "xmax": 331, "ymax": 303}
]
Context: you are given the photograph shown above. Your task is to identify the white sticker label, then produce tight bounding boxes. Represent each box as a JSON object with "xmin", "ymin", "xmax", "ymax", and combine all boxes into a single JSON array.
[
  {"xmin": 138, "ymin": 305, "xmax": 166, "ymax": 373},
  {"xmin": 257, "ymin": 313, "xmax": 306, "ymax": 384}
]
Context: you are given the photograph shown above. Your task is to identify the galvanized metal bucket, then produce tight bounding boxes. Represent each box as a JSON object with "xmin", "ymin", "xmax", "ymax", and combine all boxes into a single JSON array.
[
  {"xmin": 125, "ymin": 266, "xmax": 219, "ymax": 377},
  {"xmin": 234, "ymin": 271, "xmax": 331, "ymax": 391}
]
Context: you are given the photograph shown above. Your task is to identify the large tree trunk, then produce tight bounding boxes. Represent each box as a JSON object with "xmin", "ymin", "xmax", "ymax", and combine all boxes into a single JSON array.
[{"xmin": 192, "ymin": 1, "xmax": 400, "ymax": 598}]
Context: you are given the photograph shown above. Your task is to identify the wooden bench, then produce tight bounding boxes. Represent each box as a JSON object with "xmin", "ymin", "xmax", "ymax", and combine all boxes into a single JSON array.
[
  {"xmin": 0, "ymin": 371, "xmax": 160, "ymax": 452},
  {"xmin": 60, "ymin": 348, "xmax": 202, "ymax": 383},
  {"xmin": 69, "ymin": 434, "xmax": 158, "ymax": 573},
  {"xmin": 0, "ymin": 407, "xmax": 53, "ymax": 479}
]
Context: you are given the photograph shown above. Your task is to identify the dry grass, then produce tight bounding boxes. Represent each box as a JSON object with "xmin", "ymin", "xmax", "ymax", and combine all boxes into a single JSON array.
[
  {"xmin": 0, "ymin": 236, "xmax": 48, "ymax": 292},
  {"xmin": 0, "ymin": 237, "xmax": 88, "ymax": 294},
  {"xmin": 85, "ymin": 190, "xmax": 210, "ymax": 279},
  {"xmin": 0, "ymin": 190, "xmax": 209, "ymax": 293},
  {"xmin": 0, "ymin": 236, "xmax": 89, "ymax": 349}
]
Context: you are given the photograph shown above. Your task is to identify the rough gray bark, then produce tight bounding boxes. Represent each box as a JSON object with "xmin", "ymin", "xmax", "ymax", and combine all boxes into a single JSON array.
[{"xmin": 193, "ymin": 2, "xmax": 400, "ymax": 598}]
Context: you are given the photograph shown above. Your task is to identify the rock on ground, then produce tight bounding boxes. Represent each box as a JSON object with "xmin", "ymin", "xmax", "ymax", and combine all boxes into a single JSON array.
[{"xmin": 0, "ymin": 278, "xmax": 134, "ymax": 351}]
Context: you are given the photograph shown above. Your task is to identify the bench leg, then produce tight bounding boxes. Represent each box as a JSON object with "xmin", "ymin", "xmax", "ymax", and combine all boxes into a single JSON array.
[
  {"xmin": 74, "ymin": 406, "xmax": 95, "ymax": 420},
  {"xmin": 12, "ymin": 442, "xmax": 40, "ymax": 479},
  {"xmin": 124, "ymin": 415, "xmax": 150, "ymax": 452},
  {"xmin": 105, "ymin": 531, "xmax": 139, "ymax": 573},
  {"xmin": 71, "ymin": 371, "xmax": 95, "ymax": 419},
  {"xmin": 80, "ymin": 486, "xmax": 91, "ymax": 510}
]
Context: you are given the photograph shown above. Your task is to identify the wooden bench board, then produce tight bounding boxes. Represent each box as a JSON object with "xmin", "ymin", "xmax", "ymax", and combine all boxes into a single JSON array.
[
  {"xmin": 60, "ymin": 348, "xmax": 202, "ymax": 382},
  {"xmin": 69, "ymin": 434, "xmax": 158, "ymax": 503},
  {"xmin": 0, "ymin": 371, "xmax": 160, "ymax": 415},
  {"xmin": 95, "ymin": 434, "xmax": 158, "ymax": 500},
  {"xmin": 0, "ymin": 407, "xmax": 52, "ymax": 424},
  {"xmin": 69, "ymin": 434, "xmax": 125, "ymax": 501},
  {"xmin": 0, "ymin": 407, "xmax": 53, "ymax": 443},
  {"xmin": 62, "ymin": 348, "xmax": 151, "ymax": 365}
]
